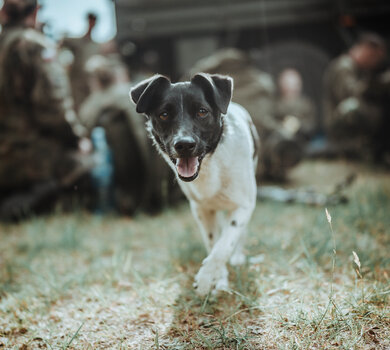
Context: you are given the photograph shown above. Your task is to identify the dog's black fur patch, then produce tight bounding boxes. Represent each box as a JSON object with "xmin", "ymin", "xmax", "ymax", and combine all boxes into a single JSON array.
[{"xmin": 130, "ymin": 73, "xmax": 233, "ymax": 182}]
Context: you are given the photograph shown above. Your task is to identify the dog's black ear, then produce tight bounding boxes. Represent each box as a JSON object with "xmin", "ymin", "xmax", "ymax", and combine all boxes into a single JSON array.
[
  {"xmin": 130, "ymin": 75, "xmax": 171, "ymax": 114},
  {"xmin": 191, "ymin": 73, "xmax": 233, "ymax": 114}
]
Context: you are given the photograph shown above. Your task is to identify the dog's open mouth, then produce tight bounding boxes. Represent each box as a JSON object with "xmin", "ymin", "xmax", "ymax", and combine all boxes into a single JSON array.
[{"xmin": 173, "ymin": 156, "xmax": 201, "ymax": 182}]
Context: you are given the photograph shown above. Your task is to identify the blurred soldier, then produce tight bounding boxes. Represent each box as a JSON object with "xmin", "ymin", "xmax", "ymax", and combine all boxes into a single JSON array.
[
  {"xmin": 79, "ymin": 55, "xmax": 180, "ymax": 214},
  {"xmin": 188, "ymin": 48, "xmax": 302, "ymax": 181},
  {"xmin": 323, "ymin": 33, "xmax": 387, "ymax": 159},
  {"xmin": 60, "ymin": 12, "xmax": 101, "ymax": 111},
  {"xmin": 376, "ymin": 69, "xmax": 390, "ymax": 164},
  {"xmin": 276, "ymin": 68, "xmax": 317, "ymax": 143},
  {"xmin": 0, "ymin": 0, "xmax": 90, "ymax": 220}
]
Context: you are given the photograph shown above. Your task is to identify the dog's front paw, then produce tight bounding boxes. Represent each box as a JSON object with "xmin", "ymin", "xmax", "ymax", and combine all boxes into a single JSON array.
[{"xmin": 193, "ymin": 258, "xmax": 228, "ymax": 296}]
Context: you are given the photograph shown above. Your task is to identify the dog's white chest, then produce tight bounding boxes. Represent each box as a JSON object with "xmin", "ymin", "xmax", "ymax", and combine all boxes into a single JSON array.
[{"xmin": 179, "ymin": 160, "xmax": 237, "ymax": 210}]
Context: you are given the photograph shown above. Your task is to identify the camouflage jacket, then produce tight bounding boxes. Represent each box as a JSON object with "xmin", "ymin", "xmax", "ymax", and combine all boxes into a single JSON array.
[
  {"xmin": 323, "ymin": 54, "xmax": 382, "ymax": 140},
  {"xmin": 0, "ymin": 26, "xmax": 83, "ymax": 189},
  {"xmin": 60, "ymin": 36, "xmax": 100, "ymax": 110}
]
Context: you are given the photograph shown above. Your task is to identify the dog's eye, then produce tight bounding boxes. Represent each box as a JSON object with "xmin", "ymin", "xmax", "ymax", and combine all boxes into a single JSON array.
[
  {"xmin": 159, "ymin": 112, "xmax": 169, "ymax": 121},
  {"xmin": 197, "ymin": 108, "xmax": 208, "ymax": 118}
]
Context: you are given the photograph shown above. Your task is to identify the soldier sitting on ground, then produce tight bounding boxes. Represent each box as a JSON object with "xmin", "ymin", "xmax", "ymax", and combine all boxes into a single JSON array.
[
  {"xmin": 275, "ymin": 68, "xmax": 317, "ymax": 145},
  {"xmin": 0, "ymin": 0, "xmax": 92, "ymax": 221},
  {"xmin": 188, "ymin": 48, "xmax": 303, "ymax": 181},
  {"xmin": 323, "ymin": 33, "xmax": 387, "ymax": 160},
  {"xmin": 79, "ymin": 55, "xmax": 181, "ymax": 215}
]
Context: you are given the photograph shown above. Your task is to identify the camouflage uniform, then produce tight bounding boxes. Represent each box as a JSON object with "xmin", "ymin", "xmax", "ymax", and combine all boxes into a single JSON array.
[
  {"xmin": 60, "ymin": 36, "xmax": 100, "ymax": 111},
  {"xmin": 0, "ymin": 25, "xmax": 86, "ymax": 218},
  {"xmin": 323, "ymin": 54, "xmax": 383, "ymax": 158},
  {"xmin": 79, "ymin": 81, "xmax": 180, "ymax": 214},
  {"xmin": 275, "ymin": 95, "xmax": 317, "ymax": 142},
  {"xmin": 188, "ymin": 49, "xmax": 302, "ymax": 181}
]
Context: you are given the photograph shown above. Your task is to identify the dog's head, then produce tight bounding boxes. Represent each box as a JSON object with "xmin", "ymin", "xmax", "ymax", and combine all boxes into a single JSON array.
[{"xmin": 130, "ymin": 73, "xmax": 233, "ymax": 182}]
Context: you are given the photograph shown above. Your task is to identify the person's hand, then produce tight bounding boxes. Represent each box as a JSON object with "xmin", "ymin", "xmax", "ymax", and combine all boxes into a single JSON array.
[
  {"xmin": 79, "ymin": 137, "xmax": 93, "ymax": 154},
  {"xmin": 337, "ymin": 97, "xmax": 360, "ymax": 123}
]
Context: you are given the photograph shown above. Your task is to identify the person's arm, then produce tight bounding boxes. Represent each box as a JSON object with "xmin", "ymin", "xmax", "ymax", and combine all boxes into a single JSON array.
[
  {"xmin": 330, "ymin": 64, "xmax": 367, "ymax": 102},
  {"xmin": 30, "ymin": 36, "xmax": 86, "ymax": 147}
]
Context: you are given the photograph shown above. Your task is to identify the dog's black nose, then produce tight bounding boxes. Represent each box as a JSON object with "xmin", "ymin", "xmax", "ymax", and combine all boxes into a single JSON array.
[{"xmin": 174, "ymin": 138, "xmax": 196, "ymax": 153}]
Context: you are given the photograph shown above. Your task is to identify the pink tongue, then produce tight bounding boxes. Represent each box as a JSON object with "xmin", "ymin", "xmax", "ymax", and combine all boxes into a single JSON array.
[{"xmin": 176, "ymin": 157, "xmax": 199, "ymax": 178}]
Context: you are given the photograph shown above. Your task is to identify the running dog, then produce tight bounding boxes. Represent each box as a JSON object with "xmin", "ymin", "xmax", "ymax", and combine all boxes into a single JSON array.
[{"xmin": 130, "ymin": 73, "xmax": 259, "ymax": 295}]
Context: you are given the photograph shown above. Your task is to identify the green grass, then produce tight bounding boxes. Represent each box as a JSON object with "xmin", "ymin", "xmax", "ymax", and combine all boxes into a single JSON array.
[{"xmin": 0, "ymin": 160, "xmax": 389, "ymax": 349}]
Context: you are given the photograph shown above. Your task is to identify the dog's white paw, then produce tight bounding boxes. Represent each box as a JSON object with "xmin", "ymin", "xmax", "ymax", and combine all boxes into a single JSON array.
[
  {"xmin": 229, "ymin": 251, "xmax": 246, "ymax": 266},
  {"xmin": 214, "ymin": 273, "xmax": 229, "ymax": 294},
  {"xmin": 194, "ymin": 258, "xmax": 228, "ymax": 296}
]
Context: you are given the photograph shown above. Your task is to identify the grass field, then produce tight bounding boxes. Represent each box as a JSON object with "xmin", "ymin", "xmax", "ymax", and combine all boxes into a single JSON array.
[{"xmin": 0, "ymin": 160, "xmax": 389, "ymax": 349}]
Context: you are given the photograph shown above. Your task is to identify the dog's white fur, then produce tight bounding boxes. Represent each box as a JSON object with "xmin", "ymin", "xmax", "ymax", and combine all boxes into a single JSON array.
[{"xmin": 156, "ymin": 102, "xmax": 258, "ymax": 295}]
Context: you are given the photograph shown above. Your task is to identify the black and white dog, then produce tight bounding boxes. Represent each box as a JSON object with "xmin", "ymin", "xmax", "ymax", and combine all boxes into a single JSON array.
[{"xmin": 130, "ymin": 73, "xmax": 259, "ymax": 295}]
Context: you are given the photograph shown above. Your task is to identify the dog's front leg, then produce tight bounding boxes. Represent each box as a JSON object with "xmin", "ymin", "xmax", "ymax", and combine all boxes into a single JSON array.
[
  {"xmin": 190, "ymin": 201, "xmax": 219, "ymax": 253},
  {"xmin": 194, "ymin": 205, "xmax": 254, "ymax": 296}
]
